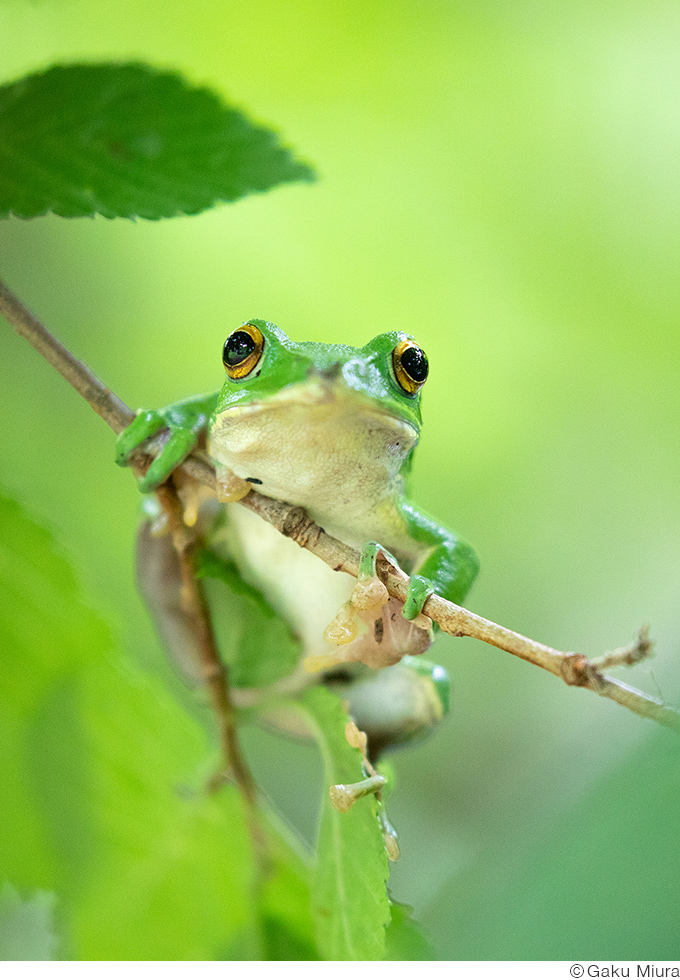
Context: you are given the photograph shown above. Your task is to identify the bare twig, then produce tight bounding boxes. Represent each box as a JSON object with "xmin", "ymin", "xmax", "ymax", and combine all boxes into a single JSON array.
[
  {"xmin": 0, "ymin": 279, "xmax": 134, "ymax": 433},
  {"xmin": 153, "ymin": 480, "xmax": 266, "ymax": 862},
  {"xmin": 2, "ymin": 276, "xmax": 679, "ymax": 735},
  {"xmin": 590, "ymin": 626, "xmax": 653, "ymax": 670}
]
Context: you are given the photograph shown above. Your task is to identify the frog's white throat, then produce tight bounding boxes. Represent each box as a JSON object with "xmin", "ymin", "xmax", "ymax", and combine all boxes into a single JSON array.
[{"xmin": 209, "ymin": 381, "xmax": 418, "ymax": 532}]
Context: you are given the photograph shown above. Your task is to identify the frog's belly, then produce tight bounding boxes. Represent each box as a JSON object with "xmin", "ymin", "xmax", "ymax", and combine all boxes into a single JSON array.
[{"xmin": 226, "ymin": 503, "xmax": 355, "ymax": 660}]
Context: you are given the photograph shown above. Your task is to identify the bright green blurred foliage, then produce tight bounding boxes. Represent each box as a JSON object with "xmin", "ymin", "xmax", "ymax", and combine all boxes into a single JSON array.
[
  {"xmin": 0, "ymin": 490, "xmax": 317, "ymax": 959},
  {"xmin": 1, "ymin": 0, "xmax": 679, "ymax": 960}
]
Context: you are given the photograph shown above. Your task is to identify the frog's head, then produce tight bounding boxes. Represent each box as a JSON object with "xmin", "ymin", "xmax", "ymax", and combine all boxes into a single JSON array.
[{"xmin": 210, "ymin": 320, "xmax": 429, "ymax": 509}]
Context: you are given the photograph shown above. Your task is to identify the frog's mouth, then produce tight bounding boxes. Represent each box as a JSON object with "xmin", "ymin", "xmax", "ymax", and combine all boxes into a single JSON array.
[
  {"xmin": 213, "ymin": 374, "xmax": 418, "ymax": 432},
  {"xmin": 209, "ymin": 378, "xmax": 418, "ymax": 510}
]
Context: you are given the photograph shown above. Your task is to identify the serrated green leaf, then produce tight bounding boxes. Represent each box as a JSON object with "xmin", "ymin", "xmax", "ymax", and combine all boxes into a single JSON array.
[
  {"xmin": 294, "ymin": 688, "xmax": 390, "ymax": 961},
  {"xmin": 384, "ymin": 899, "xmax": 434, "ymax": 960},
  {"xmin": 0, "ymin": 486, "xmax": 316, "ymax": 959},
  {"xmin": 0, "ymin": 62, "xmax": 315, "ymax": 220},
  {"xmin": 0, "ymin": 884, "xmax": 58, "ymax": 960}
]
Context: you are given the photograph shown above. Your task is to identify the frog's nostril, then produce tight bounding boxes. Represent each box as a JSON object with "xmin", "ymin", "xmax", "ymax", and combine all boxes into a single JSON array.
[{"xmin": 309, "ymin": 362, "xmax": 342, "ymax": 381}]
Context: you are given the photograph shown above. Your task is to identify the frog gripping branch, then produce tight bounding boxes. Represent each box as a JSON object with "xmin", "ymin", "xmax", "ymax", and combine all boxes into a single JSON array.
[
  {"xmin": 3, "ymin": 275, "xmax": 678, "ymax": 749},
  {"xmin": 2, "ymin": 57, "xmax": 680, "ymax": 964},
  {"xmin": 118, "ymin": 318, "xmax": 477, "ymax": 761}
]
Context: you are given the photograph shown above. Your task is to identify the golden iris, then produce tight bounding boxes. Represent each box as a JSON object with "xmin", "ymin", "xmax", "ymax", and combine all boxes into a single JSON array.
[
  {"xmin": 222, "ymin": 322, "xmax": 265, "ymax": 380},
  {"xmin": 392, "ymin": 339, "xmax": 429, "ymax": 395}
]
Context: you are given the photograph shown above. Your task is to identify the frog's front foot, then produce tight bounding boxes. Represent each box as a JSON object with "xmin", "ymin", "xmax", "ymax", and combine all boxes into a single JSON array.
[
  {"xmin": 402, "ymin": 573, "xmax": 435, "ymax": 626},
  {"xmin": 116, "ymin": 408, "xmax": 200, "ymax": 493}
]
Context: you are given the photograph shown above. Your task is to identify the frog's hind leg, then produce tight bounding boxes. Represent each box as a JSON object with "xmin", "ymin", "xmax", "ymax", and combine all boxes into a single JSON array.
[{"xmin": 324, "ymin": 655, "xmax": 450, "ymax": 760}]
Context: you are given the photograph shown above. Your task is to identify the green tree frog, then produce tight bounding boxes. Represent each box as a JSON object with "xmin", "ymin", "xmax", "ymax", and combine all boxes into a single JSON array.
[{"xmin": 116, "ymin": 320, "xmax": 479, "ymax": 756}]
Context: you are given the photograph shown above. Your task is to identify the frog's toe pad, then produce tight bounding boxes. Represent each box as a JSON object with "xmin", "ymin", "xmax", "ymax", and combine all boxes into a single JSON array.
[
  {"xmin": 379, "ymin": 810, "xmax": 401, "ymax": 862},
  {"xmin": 329, "ymin": 774, "xmax": 386, "ymax": 813},
  {"xmin": 410, "ymin": 612, "xmax": 433, "ymax": 631},
  {"xmin": 351, "ymin": 575, "xmax": 389, "ymax": 612},
  {"xmin": 323, "ymin": 602, "xmax": 359, "ymax": 646},
  {"xmin": 215, "ymin": 466, "xmax": 252, "ymax": 503},
  {"xmin": 344, "ymin": 719, "xmax": 368, "ymax": 755}
]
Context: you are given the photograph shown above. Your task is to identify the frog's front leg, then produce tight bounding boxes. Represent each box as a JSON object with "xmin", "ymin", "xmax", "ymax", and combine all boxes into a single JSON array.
[
  {"xmin": 399, "ymin": 501, "xmax": 480, "ymax": 619},
  {"xmin": 115, "ymin": 391, "xmax": 219, "ymax": 493}
]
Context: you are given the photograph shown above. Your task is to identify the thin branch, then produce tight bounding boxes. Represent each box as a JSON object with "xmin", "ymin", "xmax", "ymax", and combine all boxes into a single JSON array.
[
  {"xmin": 235, "ymin": 496, "xmax": 680, "ymax": 734},
  {"xmin": 0, "ymin": 279, "xmax": 134, "ymax": 433},
  {"xmin": 2, "ymin": 276, "xmax": 679, "ymax": 735},
  {"xmin": 153, "ymin": 479, "xmax": 267, "ymax": 863}
]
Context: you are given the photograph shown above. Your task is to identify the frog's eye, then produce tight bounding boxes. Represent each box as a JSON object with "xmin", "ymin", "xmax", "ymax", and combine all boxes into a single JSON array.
[
  {"xmin": 222, "ymin": 323, "xmax": 265, "ymax": 380},
  {"xmin": 392, "ymin": 339, "xmax": 429, "ymax": 395}
]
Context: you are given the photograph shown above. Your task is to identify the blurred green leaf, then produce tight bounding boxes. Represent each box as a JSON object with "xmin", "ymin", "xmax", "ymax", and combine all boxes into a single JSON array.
[
  {"xmin": 198, "ymin": 547, "xmax": 302, "ymax": 687},
  {"xmin": 295, "ymin": 687, "xmax": 390, "ymax": 960},
  {"xmin": 0, "ymin": 884, "xmax": 58, "ymax": 960},
  {"xmin": 0, "ymin": 487, "xmax": 317, "ymax": 959},
  {"xmin": 0, "ymin": 489, "xmax": 112, "ymax": 893},
  {"xmin": 0, "ymin": 62, "xmax": 315, "ymax": 220},
  {"xmin": 256, "ymin": 817, "xmax": 319, "ymax": 961}
]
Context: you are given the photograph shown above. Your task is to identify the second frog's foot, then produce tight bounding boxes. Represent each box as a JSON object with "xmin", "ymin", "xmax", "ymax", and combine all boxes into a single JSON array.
[
  {"xmin": 320, "ymin": 596, "xmax": 433, "ymax": 671},
  {"xmin": 323, "ymin": 601, "xmax": 360, "ymax": 646},
  {"xmin": 351, "ymin": 574, "xmax": 389, "ymax": 612},
  {"xmin": 322, "ymin": 576, "xmax": 389, "ymax": 652}
]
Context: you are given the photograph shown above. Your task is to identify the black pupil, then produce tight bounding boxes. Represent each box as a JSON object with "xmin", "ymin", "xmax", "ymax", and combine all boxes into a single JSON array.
[
  {"xmin": 223, "ymin": 330, "xmax": 256, "ymax": 366},
  {"xmin": 401, "ymin": 345, "xmax": 428, "ymax": 383}
]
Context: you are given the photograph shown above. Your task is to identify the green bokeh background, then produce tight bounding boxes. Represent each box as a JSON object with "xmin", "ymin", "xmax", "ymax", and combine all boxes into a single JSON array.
[{"xmin": 1, "ymin": 0, "xmax": 679, "ymax": 960}]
